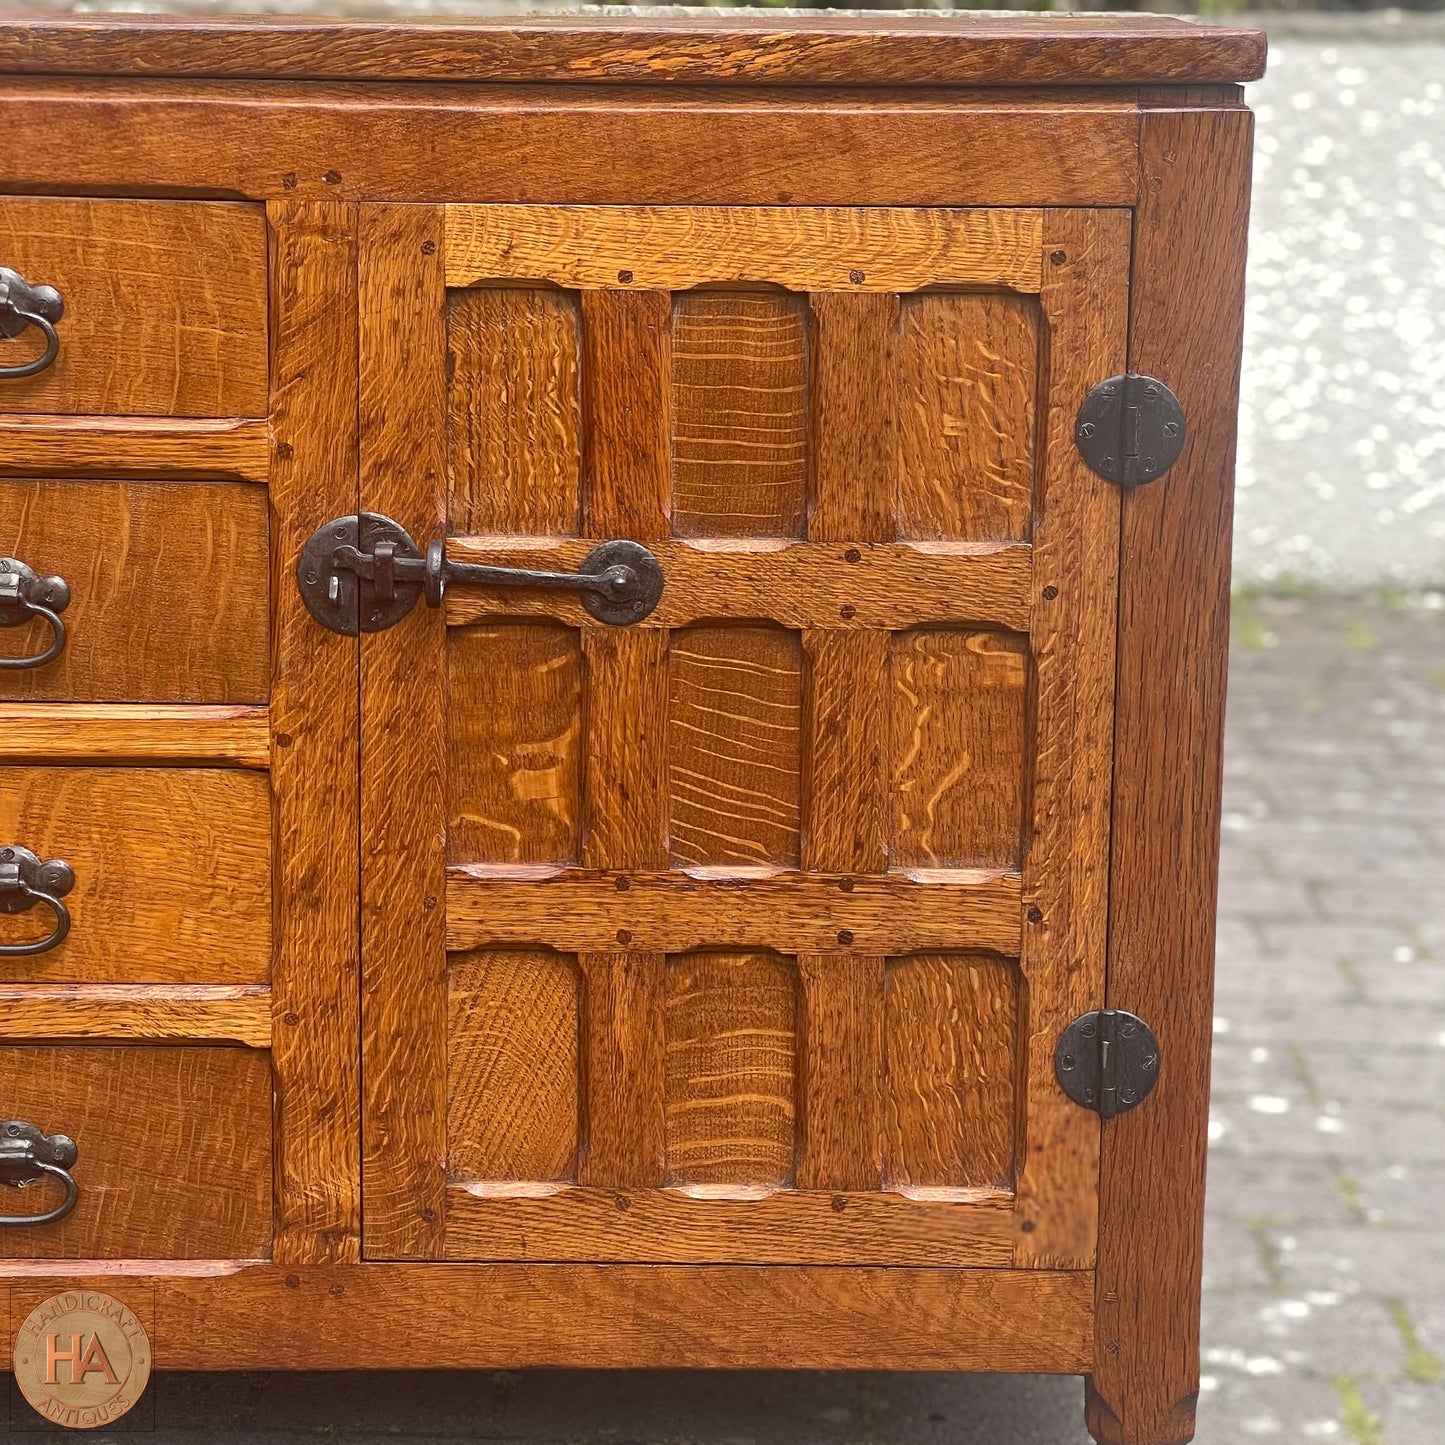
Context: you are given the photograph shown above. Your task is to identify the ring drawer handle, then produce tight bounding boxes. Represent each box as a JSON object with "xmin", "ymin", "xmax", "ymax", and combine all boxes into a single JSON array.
[
  {"xmin": 0, "ymin": 557, "xmax": 71, "ymax": 670},
  {"xmin": 0, "ymin": 267, "xmax": 64, "ymax": 379},
  {"xmin": 0, "ymin": 1119, "xmax": 79, "ymax": 1227},
  {"xmin": 0, "ymin": 846, "xmax": 75, "ymax": 957}
]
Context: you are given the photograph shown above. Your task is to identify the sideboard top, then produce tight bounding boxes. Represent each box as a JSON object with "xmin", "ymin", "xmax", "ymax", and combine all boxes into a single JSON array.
[{"xmin": 0, "ymin": 12, "xmax": 1267, "ymax": 88}]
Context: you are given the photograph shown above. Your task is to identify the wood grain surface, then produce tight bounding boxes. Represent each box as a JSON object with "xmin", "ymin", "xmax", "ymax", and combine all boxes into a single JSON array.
[
  {"xmin": 669, "ymin": 291, "xmax": 809, "ymax": 539},
  {"xmin": 443, "ymin": 1183, "xmax": 1015, "ymax": 1266},
  {"xmin": 0, "ymin": 14, "xmax": 1265, "ymax": 87},
  {"xmin": 266, "ymin": 199, "xmax": 361, "ymax": 1265},
  {"xmin": 0, "ymin": 417, "xmax": 269, "ymax": 482},
  {"xmin": 445, "ymin": 867, "xmax": 1022, "ymax": 956},
  {"xmin": 1087, "ymin": 103, "xmax": 1254, "ymax": 1445},
  {"xmin": 0, "ymin": 198, "xmax": 267, "ymax": 416},
  {"xmin": 447, "ymin": 949, "xmax": 580, "ymax": 1183},
  {"xmin": 0, "ymin": 704, "xmax": 269, "ymax": 768},
  {"xmin": 0, "ymin": 1045, "xmax": 272, "ymax": 1259},
  {"xmin": 0, "ymin": 984, "xmax": 271, "ymax": 1047},
  {"xmin": 0, "ymin": 479, "xmax": 269, "ymax": 703},
  {"xmin": 0, "ymin": 85, "xmax": 1142, "ymax": 208},
  {"xmin": 0, "ymin": 1262, "xmax": 1096, "ymax": 1374},
  {"xmin": 442, "ymin": 539, "xmax": 1032, "ymax": 633},
  {"xmin": 445, "ymin": 206, "xmax": 1044, "ymax": 292},
  {"xmin": 447, "ymin": 287, "xmax": 581, "ymax": 537},
  {"xmin": 0, "ymin": 767, "xmax": 271, "ymax": 984},
  {"xmin": 1009, "ymin": 209, "xmax": 1127, "ymax": 1268},
  {"xmin": 358, "ymin": 204, "xmax": 450, "ymax": 1260}
]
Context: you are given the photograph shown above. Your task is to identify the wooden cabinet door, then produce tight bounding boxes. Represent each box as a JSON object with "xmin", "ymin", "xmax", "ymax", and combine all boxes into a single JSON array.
[{"xmin": 358, "ymin": 204, "xmax": 1127, "ymax": 1269}]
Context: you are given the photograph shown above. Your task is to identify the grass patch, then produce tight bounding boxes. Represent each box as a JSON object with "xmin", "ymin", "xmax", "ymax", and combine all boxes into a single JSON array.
[
  {"xmin": 1333, "ymin": 1173, "xmax": 1370, "ymax": 1226},
  {"xmin": 1388, "ymin": 1297, "xmax": 1444, "ymax": 1385},
  {"xmin": 1243, "ymin": 1215, "xmax": 1287, "ymax": 1293},
  {"xmin": 1334, "ymin": 1376, "xmax": 1383, "ymax": 1445}
]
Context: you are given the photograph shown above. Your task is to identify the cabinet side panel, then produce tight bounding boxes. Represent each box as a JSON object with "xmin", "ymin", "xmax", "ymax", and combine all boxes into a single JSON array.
[{"xmin": 1088, "ymin": 105, "xmax": 1253, "ymax": 1445}]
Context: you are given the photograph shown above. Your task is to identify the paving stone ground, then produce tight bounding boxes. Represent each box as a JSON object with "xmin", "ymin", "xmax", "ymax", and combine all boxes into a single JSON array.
[{"xmin": 8, "ymin": 599, "xmax": 1441, "ymax": 1442}]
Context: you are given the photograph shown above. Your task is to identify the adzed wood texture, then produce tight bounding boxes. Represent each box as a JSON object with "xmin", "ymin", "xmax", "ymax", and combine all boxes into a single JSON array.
[
  {"xmin": 266, "ymin": 198, "xmax": 362, "ymax": 1265},
  {"xmin": 361, "ymin": 201, "xmax": 1128, "ymax": 1277},
  {"xmin": 0, "ymin": 14, "xmax": 1266, "ymax": 87},
  {"xmin": 0, "ymin": 85, "xmax": 1142, "ymax": 208},
  {"xmin": 0, "ymin": 766, "xmax": 271, "ymax": 983},
  {"xmin": 0, "ymin": 1263, "xmax": 1096, "ymax": 1374},
  {"xmin": 0, "ymin": 479, "xmax": 270, "ymax": 703},
  {"xmin": 0, "ymin": 984, "xmax": 271, "ymax": 1047},
  {"xmin": 0, "ymin": 1045, "xmax": 273, "ymax": 1259},
  {"xmin": 0, "ymin": 417, "xmax": 269, "ymax": 482},
  {"xmin": 0, "ymin": 704, "xmax": 270, "ymax": 769},
  {"xmin": 1087, "ymin": 100, "xmax": 1255, "ymax": 1445},
  {"xmin": 0, "ymin": 198, "xmax": 267, "ymax": 416}
]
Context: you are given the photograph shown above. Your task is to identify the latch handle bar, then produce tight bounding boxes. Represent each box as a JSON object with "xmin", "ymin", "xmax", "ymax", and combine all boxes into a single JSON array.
[{"xmin": 298, "ymin": 513, "xmax": 664, "ymax": 636}]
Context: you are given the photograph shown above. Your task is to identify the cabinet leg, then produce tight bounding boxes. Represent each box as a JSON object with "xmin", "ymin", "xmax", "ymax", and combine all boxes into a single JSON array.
[{"xmin": 1083, "ymin": 1376, "xmax": 1198, "ymax": 1445}]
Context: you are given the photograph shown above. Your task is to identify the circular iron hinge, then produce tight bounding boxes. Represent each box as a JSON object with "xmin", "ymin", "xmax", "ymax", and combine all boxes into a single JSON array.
[
  {"xmin": 1055, "ymin": 1009, "xmax": 1161, "ymax": 1118},
  {"xmin": 1075, "ymin": 373, "xmax": 1186, "ymax": 488},
  {"xmin": 577, "ymin": 540, "xmax": 665, "ymax": 626}
]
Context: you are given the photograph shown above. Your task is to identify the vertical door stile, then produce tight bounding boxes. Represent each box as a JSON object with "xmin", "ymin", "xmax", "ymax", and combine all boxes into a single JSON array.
[
  {"xmin": 578, "ymin": 286, "xmax": 672, "ymax": 1193},
  {"xmin": 1010, "ymin": 209, "xmax": 1129, "ymax": 1266},
  {"xmin": 357, "ymin": 205, "xmax": 449, "ymax": 1259},
  {"xmin": 267, "ymin": 199, "xmax": 363, "ymax": 1265}
]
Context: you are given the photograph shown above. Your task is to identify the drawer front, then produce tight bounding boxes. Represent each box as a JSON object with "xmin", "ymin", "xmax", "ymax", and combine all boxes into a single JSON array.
[
  {"xmin": 0, "ymin": 767, "xmax": 271, "ymax": 983},
  {"xmin": 0, "ymin": 1045, "xmax": 272, "ymax": 1258},
  {"xmin": 0, "ymin": 199, "xmax": 267, "ymax": 416},
  {"xmin": 0, "ymin": 479, "xmax": 269, "ymax": 702}
]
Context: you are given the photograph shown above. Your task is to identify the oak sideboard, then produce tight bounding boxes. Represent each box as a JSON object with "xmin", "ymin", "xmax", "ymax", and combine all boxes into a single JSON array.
[{"xmin": 0, "ymin": 15, "xmax": 1263, "ymax": 1442}]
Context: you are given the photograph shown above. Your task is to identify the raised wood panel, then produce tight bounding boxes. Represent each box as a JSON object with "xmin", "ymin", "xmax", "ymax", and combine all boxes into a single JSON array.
[
  {"xmin": 0, "ymin": 417, "xmax": 269, "ymax": 482},
  {"xmin": 0, "ymin": 1045, "xmax": 272, "ymax": 1258},
  {"xmin": 445, "ymin": 206, "xmax": 1044, "ymax": 293},
  {"xmin": 0, "ymin": 703, "xmax": 269, "ymax": 768},
  {"xmin": 897, "ymin": 292, "xmax": 1037, "ymax": 542},
  {"xmin": 883, "ymin": 952, "xmax": 1019, "ymax": 1192},
  {"xmin": 447, "ymin": 868, "xmax": 1022, "ymax": 957},
  {"xmin": 0, "ymin": 198, "xmax": 267, "ymax": 416},
  {"xmin": 668, "ymin": 625, "xmax": 803, "ymax": 870},
  {"xmin": 669, "ymin": 291, "xmax": 809, "ymax": 540},
  {"xmin": 443, "ymin": 1182, "xmax": 1017, "ymax": 1266},
  {"xmin": 0, "ymin": 1262, "xmax": 1098, "ymax": 1374},
  {"xmin": 446, "ymin": 287, "xmax": 581, "ymax": 537},
  {"xmin": 889, "ymin": 628, "xmax": 1029, "ymax": 870},
  {"xmin": 663, "ymin": 951, "xmax": 797, "ymax": 1188},
  {"xmin": 447, "ymin": 622, "xmax": 582, "ymax": 866},
  {"xmin": 447, "ymin": 949, "xmax": 579, "ymax": 1183},
  {"xmin": 0, "ymin": 767, "xmax": 270, "ymax": 984},
  {"xmin": 0, "ymin": 479, "xmax": 270, "ymax": 704},
  {"xmin": 444, "ymin": 538, "xmax": 1033, "ymax": 634}
]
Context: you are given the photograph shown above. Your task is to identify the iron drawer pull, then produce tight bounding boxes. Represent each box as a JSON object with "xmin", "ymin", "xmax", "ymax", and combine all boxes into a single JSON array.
[
  {"xmin": 0, "ymin": 846, "xmax": 75, "ymax": 957},
  {"xmin": 0, "ymin": 558, "xmax": 70, "ymax": 669},
  {"xmin": 0, "ymin": 1120, "xmax": 79, "ymax": 1227},
  {"xmin": 298, "ymin": 512, "xmax": 665, "ymax": 635},
  {"xmin": 0, "ymin": 267, "xmax": 64, "ymax": 379}
]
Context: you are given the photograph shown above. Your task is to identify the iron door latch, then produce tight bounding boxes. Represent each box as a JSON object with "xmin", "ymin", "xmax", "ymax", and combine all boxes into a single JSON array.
[
  {"xmin": 1075, "ymin": 373, "xmax": 1186, "ymax": 488},
  {"xmin": 1055, "ymin": 1009, "xmax": 1161, "ymax": 1119},
  {"xmin": 297, "ymin": 513, "xmax": 664, "ymax": 636}
]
